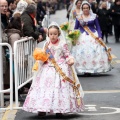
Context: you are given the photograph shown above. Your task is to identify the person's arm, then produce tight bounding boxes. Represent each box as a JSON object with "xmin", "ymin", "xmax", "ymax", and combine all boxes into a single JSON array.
[
  {"xmin": 62, "ymin": 43, "xmax": 74, "ymax": 66},
  {"xmin": 94, "ymin": 17, "xmax": 102, "ymax": 38},
  {"xmin": 74, "ymin": 18, "xmax": 85, "ymax": 33}
]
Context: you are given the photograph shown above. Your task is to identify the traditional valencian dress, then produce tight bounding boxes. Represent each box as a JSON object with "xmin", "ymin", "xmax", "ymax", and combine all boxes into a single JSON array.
[
  {"xmin": 69, "ymin": 8, "xmax": 81, "ymax": 30},
  {"xmin": 23, "ymin": 39, "xmax": 84, "ymax": 114},
  {"xmin": 72, "ymin": 11, "xmax": 112, "ymax": 74}
]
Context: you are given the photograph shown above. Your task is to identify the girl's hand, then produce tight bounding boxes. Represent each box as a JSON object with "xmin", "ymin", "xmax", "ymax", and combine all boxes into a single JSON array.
[
  {"xmin": 67, "ymin": 58, "xmax": 74, "ymax": 66},
  {"xmin": 43, "ymin": 28, "xmax": 48, "ymax": 33},
  {"xmin": 99, "ymin": 38, "xmax": 102, "ymax": 41}
]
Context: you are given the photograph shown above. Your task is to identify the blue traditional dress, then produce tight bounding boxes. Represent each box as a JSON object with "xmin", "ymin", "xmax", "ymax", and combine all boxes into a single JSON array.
[{"xmin": 72, "ymin": 12, "xmax": 112, "ymax": 74}]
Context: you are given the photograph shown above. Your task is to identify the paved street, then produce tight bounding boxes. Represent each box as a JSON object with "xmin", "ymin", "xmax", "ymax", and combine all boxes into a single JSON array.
[{"xmin": 1, "ymin": 9, "xmax": 120, "ymax": 120}]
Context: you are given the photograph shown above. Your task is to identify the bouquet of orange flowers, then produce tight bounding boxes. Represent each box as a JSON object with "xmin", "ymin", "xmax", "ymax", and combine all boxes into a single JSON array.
[
  {"xmin": 60, "ymin": 22, "xmax": 69, "ymax": 32},
  {"xmin": 66, "ymin": 30, "xmax": 81, "ymax": 45},
  {"xmin": 33, "ymin": 48, "xmax": 49, "ymax": 61},
  {"xmin": 32, "ymin": 48, "xmax": 49, "ymax": 71}
]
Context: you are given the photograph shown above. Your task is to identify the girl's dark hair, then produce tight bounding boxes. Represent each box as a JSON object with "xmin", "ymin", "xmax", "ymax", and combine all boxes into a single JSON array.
[
  {"xmin": 81, "ymin": 3, "xmax": 90, "ymax": 10},
  {"xmin": 48, "ymin": 25, "xmax": 61, "ymax": 36},
  {"xmin": 8, "ymin": 13, "xmax": 22, "ymax": 31},
  {"xmin": 75, "ymin": 0, "xmax": 82, "ymax": 5}
]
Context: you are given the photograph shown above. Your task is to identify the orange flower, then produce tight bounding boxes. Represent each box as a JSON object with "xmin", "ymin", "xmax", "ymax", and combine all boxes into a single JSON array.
[{"xmin": 33, "ymin": 48, "xmax": 49, "ymax": 62}]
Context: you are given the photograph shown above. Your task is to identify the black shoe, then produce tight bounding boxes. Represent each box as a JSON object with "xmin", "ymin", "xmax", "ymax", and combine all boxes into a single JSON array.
[
  {"xmin": 84, "ymin": 73, "xmax": 91, "ymax": 77},
  {"xmin": 38, "ymin": 112, "xmax": 46, "ymax": 117},
  {"xmin": 56, "ymin": 113, "xmax": 63, "ymax": 118}
]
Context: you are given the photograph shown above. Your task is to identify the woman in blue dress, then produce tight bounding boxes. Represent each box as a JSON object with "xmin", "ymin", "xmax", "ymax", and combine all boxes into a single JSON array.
[{"xmin": 72, "ymin": 1, "xmax": 112, "ymax": 75}]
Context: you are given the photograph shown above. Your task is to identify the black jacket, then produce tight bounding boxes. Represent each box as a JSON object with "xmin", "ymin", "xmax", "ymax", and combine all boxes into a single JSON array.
[
  {"xmin": 110, "ymin": 4, "xmax": 120, "ymax": 25},
  {"xmin": 97, "ymin": 8, "xmax": 111, "ymax": 31}
]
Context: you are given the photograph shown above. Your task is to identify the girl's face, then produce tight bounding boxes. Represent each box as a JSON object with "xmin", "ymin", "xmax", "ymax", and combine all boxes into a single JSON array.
[
  {"xmin": 48, "ymin": 27, "xmax": 59, "ymax": 42},
  {"xmin": 82, "ymin": 4, "xmax": 90, "ymax": 15}
]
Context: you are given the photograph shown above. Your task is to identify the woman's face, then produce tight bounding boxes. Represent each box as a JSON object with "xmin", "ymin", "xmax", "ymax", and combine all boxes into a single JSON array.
[
  {"xmin": 102, "ymin": 2, "xmax": 107, "ymax": 9},
  {"xmin": 76, "ymin": 1, "xmax": 82, "ymax": 9},
  {"xmin": 82, "ymin": 4, "xmax": 90, "ymax": 15},
  {"xmin": 116, "ymin": 0, "xmax": 120, "ymax": 5}
]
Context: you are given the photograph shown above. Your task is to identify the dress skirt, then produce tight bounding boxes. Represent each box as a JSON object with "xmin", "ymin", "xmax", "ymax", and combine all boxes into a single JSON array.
[
  {"xmin": 72, "ymin": 31, "xmax": 112, "ymax": 74},
  {"xmin": 23, "ymin": 61, "xmax": 84, "ymax": 113}
]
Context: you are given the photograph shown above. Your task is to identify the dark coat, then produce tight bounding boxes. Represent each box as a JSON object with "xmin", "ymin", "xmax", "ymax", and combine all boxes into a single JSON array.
[
  {"xmin": 36, "ymin": 1, "xmax": 46, "ymax": 22},
  {"xmin": 21, "ymin": 11, "xmax": 41, "ymax": 40},
  {"xmin": 1, "ymin": 22, "xmax": 8, "ymax": 74},
  {"xmin": 110, "ymin": 4, "xmax": 120, "ymax": 25},
  {"xmin": 97, "ymin": 8, "xmax": 111, "ymax": 31}
]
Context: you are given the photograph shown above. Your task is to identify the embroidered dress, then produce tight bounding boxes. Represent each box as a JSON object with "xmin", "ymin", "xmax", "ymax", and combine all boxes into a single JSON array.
[
  {"xmin": 23, "ymin": 40, "xmax": 84, "ymax": 113},
  {"xmin": 69, "ymin": 9, "xmax": 80, "ymax": 30},
  {"xmin": 72, "ymin": 14, "xmax": 112, "ymax": 74}
]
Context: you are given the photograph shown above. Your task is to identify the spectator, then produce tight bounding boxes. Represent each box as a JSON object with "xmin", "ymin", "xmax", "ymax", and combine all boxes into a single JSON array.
[
  {"xmin": 110, "ymin": 0, "xmax": 120, "ymax": 42},
  {"xmin": 36, "ymin": 0, "xmax": 46, "ymax": 24},
  {"xmin": 13, "ymin": 0, "xmax": 28, "ymax": 15},
  {"xmin": 6, "ymin": 0, "xmax": 17, "ymax": 18},
  {"xmin": 97, "ymin": 1, "xmax": 111, "ymax": 43},
  {"xmin": 0, "ymin": 0, "xmax": 9, "ymax": 91},
  {"xmin": 1, "ymin": 0, "xmax": 9, "ymax": 29},
  {"xmin": 21, "ymin": 4, "xmax": 43, "ymax": 42},
  {"xmin": 5, "ymin": 13, "xmax": 23, "ymax": 52},
  {"xmin": 5, "ymin": 13, "xmax": 24, "ymax": 101}
]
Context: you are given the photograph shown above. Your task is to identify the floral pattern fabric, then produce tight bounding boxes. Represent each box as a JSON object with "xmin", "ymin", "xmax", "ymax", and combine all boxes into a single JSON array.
[
  {"xmin": 72, "ymin": 31, "xmax": 112, "ymax": 74},
  {"xmin": 23, "ymin": 41, "xmax": 84, "ymax": 113}
]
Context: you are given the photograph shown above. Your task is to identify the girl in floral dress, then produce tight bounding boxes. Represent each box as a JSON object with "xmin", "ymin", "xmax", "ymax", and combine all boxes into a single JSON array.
[{"xmin": 23, "ymin": 22, "xmax": 84, "ymax": 117}]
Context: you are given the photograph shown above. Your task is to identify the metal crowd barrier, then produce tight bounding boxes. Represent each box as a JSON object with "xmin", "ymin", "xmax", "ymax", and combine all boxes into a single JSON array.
[
  {"xmin": 0, "ymin": 43, "xmax": 13, "ymax": 110},
  {"xmin": 14, "ymin": 37, "xmax": 37, "ymax": 108}
]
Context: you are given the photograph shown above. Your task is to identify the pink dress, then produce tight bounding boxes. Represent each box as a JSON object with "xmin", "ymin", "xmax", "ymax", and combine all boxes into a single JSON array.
[{"xmin": 23, "ymin": 40, "xmax": 84, "ymax": 113}]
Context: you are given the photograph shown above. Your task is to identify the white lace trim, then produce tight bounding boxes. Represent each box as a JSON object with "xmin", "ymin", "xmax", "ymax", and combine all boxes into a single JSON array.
[
  {"xmin": 77, "ymin": 13, "xmax": 97, "ymax": 22},
  {"xmin": 83, "ymin": 13, "xmax": 96, "ymax": 22}
]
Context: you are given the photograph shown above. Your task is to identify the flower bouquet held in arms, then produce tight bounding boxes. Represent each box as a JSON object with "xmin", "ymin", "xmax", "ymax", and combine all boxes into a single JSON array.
[
  {"xmin": 32, "ymin": 48, "xmax": 49, "ymax": 71},
  {"xmin": 66, "ymin": 30, "xmax": 81, "ymax": 45},
  {"xmin": 60, "ymin": 22, "xmax": 69, "ymax": 33}
]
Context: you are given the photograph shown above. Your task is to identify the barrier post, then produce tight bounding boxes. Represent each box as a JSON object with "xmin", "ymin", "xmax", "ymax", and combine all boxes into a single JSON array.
[
  {"xmin": 0, "ymin": 12, "xmax": 4, "ymax": 108},
  {"xmin": 0, "ymin": 43, "xmax": 13, "ymax": 110}
]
